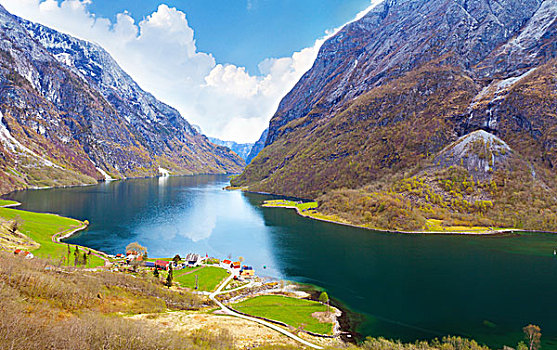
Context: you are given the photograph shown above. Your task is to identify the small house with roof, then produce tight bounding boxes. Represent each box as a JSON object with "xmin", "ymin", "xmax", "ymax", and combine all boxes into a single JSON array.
[
  {"xmin": 240, "ymin": 266, "xmax": 255, "ymax": 277},
  {"xmin": 155, "ymin": 260, "xmax": 170, "ymax": 270},
  {"xmin": 185, "ymin": 253, "xmax": 202, "ymax": 267}
]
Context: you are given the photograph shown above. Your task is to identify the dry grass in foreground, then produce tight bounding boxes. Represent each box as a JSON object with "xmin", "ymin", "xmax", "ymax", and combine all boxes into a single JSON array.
[{"xmin": 0, "ymin": 252, "xmax": 499, "ymax": 349}]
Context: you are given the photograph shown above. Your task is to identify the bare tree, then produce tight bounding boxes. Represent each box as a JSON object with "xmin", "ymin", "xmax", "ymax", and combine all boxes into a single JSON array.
[
  {"xmin": 126, "ymin": 242, "xmax": 147, "ymax": 257},
  {"xmin": 523, "ymin": 324, "xmax": 541, "ymax": 350}
]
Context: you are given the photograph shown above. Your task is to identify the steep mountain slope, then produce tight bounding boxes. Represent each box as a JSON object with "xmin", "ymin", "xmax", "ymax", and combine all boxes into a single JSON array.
[
  {"xmin": 208, "ymin": 137, "xmax": 252, "ymax": 162},
  {"xmin": 233, "ymin": 0, "xmax": 557, "ymax": 231},
  {"xmin": 245, "ymin": 128, "xmax": 268, "ymax": 165},
  {"xmin": 0, "ymin": 6, "xmax": 243, "ymax": 195}
]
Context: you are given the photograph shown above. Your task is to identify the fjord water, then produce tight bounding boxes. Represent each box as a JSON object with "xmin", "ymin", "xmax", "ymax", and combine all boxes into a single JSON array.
[{"xmin": 7, "ymin": 175, "xmax": 557, "ymax": 348}]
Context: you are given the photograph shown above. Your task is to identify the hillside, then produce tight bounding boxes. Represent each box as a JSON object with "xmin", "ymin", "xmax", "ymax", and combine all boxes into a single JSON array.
[
  {"xmin": 0, "ymin": 5, "xmax": 243, "ymax": 195},
  {"xmin": 0, "ymin": 250, "xmax": 496, "ymax": 350},
  {"xmin": 232, "ymin": 0, "xmax": 557, "ymax": 232}
]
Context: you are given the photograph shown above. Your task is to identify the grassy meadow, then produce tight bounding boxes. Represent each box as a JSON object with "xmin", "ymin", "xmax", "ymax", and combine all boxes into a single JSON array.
[
  {"xmin": 232, "ymin": 295, "xmax": 333, "ymax": 335},
  {"xmin": 173, "ymin": 266, "xmax": 229, "ymax": 291},
  {"xmin": 0, "ymin": 206, "xmax": 104, "ymax": 267}
]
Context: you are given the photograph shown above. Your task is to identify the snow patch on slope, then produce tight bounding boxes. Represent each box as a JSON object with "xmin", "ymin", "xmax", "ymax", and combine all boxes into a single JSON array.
[
  {"xmin": 496, "ymin": 68, "xmax": 537, "ymax": 91},
  {"xmin": 0, "ymin": 110, "xmax": 60, "ymax": 168},
  {"xmin": 469, "ymin": 68, "xmax": 538, "ymax": 109},
  {"xmin": 95, "ymin": 167, "xmax": 114, "ymax": 181}
]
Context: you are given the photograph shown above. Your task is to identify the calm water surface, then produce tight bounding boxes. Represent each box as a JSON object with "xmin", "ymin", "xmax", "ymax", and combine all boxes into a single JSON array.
[{"xmin": 6, "ymin": 175, "xmax": 557, "ymax": 348}]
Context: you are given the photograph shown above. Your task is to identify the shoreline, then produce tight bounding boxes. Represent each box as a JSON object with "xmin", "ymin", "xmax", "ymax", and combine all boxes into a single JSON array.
[
  {"xmin": 237, "ymin": 189, "xmax": 557, "ymax": 236},
  {"xmin": 52, "ymin": 223, "xmax": 112, "ymax": 265},
  {"xmin": 1, "ymin": 172, "xmax": 243, "ymax": 197},
  {"xmin": 261, "ymin": 203, "xmax": 550, "ymax": 236},
  {"xmin": 303, "ymin": 288, "xmax": 360, "ymax": 343},
  {"xmin": 0, "ymin": 202, "xmax": 22, "ymax": 208},
  {"xmin": 53, "ymin": 223, "xmax": 89, "ymax": 243}
]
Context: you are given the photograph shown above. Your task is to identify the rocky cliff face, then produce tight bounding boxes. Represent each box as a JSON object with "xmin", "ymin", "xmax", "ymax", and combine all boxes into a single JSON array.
[
  {"xmin": 245, "ymin": 128, "xmax": 268, "ymax": 165},
  {"xmin": 433, "ymin": 130, "xmax": 515, "ymax": 181},
  {"xmin": 233, "ymin": 0, "xmax": 557, "ymax": 231},
  {"xmin": 265, "ymin": 0, "xmax": 550, "ymax": 144},
  {"xmin": 0, "ymin": 6, "xmax": 243, "ymax": 194}
]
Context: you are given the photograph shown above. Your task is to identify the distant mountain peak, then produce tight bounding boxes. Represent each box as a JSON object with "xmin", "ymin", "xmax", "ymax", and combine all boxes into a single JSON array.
[{"xmin": 208, "ymin": 137, "xmax": 252, "ymax": 163}]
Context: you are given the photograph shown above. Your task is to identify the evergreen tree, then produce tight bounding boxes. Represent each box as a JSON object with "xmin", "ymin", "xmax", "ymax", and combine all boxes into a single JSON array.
[
  {"xmin": 73, "ymin": 246, "xmax": 80, "ymax": 266},
  {"xmin": 153, "ymin": 267, "xmax": 159, "ymax": 278},
  {"xmin": 166, "ymin": 264, "xmax": 173, "ymax": 288}
]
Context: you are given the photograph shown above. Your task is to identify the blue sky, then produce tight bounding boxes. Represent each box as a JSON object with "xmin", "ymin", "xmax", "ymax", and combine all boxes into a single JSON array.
[
  {"xmin": 88, "ymin": 0, "xmax": 371, "ymax": 74},
  {"xmin": 1, "ymin": 0, "xmax": 378, "ymax": 142}
]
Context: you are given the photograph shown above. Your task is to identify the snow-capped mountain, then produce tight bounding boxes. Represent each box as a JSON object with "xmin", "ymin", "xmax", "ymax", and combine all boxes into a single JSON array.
[{"xmin": 0, "ymin": 5, "xmax": 243, "ymax": 194}]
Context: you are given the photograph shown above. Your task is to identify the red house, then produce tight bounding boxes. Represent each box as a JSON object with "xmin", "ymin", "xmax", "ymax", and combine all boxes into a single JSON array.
[{"xmin": 155, "ymin": 260, "xmax": 169, "ymax": 270}]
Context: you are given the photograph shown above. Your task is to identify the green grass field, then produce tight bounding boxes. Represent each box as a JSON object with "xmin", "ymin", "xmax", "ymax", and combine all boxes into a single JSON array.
[
  {"xmin": 262, "ymin": 200, "xmax": 318, "ymax": 211},
  {"xmin": 173, "ymin": 266, "xmax": 228, "ymax": 291},
  {"xmin": 0, "ymin": 207, "xmax": 104, "ymax": 267},
  {"xmin": 0, "ymin": 199, "xmax": 20, "ymax": 207},
  {"xmin": 232, "ymin": 295, "xmax": 333, "ymax": 335},
  {"xmin": 262, "ymin": 200, "xmax": 350, "ymax": 226}
]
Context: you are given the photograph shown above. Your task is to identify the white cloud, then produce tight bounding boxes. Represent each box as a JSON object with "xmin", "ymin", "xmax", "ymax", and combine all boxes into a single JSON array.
[{"xmin": 0, "ymin": 0, "xmax": 380, "ymax": 143}]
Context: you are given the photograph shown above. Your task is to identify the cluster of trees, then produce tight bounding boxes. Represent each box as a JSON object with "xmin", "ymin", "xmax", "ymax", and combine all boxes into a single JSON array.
[
  {"xmin": 317, "ymin": 162, "xmax": 557, "ymax": 232},
  {"xmin": 64, "ymin": 244, "xmax": 92, "ymax": 267}
]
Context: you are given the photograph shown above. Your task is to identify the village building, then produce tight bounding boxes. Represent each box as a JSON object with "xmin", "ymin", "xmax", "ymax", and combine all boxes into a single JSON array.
[
  {"xmin": 155, "ymin": 260, "xmax": 170, "ymax": 270},
  {"xmin": 240, "ymin": 265, "xmax": 255, "ymax": 277},
  {"xmin": 221, "ymin": 259, "xmax": 232, "ymax": 269},
  {"xmin": 185, "ymin": 253, "xmax": 202, "ymax": 267},
  {"xmin": 14, "ymin": 249, "xmax": 34, "ymax": 259}
]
